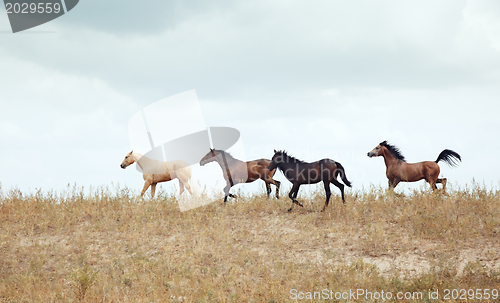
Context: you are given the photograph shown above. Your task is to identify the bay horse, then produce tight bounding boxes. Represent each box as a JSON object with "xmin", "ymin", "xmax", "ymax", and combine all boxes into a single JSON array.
[
  {"xmin": 199, "ymin": 149, "xmax": 281, "ymax": 203},
  {"xmin": 367, "ymin": 141, "xmax": 461, "ymax": 190},
  {"xmin": 268, "ymin": 150, "xmax": 352, "ymax": 212},
  {"xmin": 120, "ymin": 151, "xmax": 193, "ymax": 198}
]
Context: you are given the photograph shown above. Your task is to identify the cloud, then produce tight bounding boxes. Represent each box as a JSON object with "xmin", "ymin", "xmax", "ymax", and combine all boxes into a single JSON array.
[
  {"xmin": 1, "ymin": 0, "xmax": 499, "ymax": 193},
  {"xmin": 462, "ymin": 0, "xmax": 500, "ymax": 52},
  {"xmin": 2, "ymin": 0, "xmax": 499, "ymax": 99},
  {"xmin": 0, "ymin": 55, "xmax": 137, "ymax": 189}
]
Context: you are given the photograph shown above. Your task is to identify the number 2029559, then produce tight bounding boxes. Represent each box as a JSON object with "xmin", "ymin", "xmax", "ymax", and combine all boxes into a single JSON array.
[
  {"xmin": 443, "ymin": 289, "xmax": 498, "ymax": 300},
  {"xmin": 5, "ymin": 3, "xmax": 62, "ymax": 14}
]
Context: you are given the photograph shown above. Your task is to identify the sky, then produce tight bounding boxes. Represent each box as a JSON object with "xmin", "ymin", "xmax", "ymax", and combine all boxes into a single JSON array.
[{"xmin": 1, "ymin": 0, "xmax": 499, "ymax": 197}]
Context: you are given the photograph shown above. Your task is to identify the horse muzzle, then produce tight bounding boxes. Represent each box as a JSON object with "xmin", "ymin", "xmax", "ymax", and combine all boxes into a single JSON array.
[
  {"xmin": 120, "ymin": 164, "xmax": 126, "ymax": 169},
  {"xmin": 367, "ymin": 152, "xmax": 376, "ymax": 158}
]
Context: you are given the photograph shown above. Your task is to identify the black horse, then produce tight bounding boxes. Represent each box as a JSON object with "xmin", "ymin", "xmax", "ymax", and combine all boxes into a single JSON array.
[{"xmin": 268, "ymin": 150, "xmax": 352, "ymax": 212}]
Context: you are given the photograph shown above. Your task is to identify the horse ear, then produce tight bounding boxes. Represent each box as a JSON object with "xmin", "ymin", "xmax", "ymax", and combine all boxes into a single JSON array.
[
  {"xmin": 129, "ymin": 150, "xmax": 133, "ymax": 154},
  {"xmin": 274, "ymin": 149, "xmax": 277, "ymax": 153}
]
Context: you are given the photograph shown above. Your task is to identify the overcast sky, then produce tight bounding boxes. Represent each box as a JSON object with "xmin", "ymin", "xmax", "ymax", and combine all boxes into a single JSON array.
[{"xmin": 1, "ymin": 0, "xmax": 499, "ymax": 197}]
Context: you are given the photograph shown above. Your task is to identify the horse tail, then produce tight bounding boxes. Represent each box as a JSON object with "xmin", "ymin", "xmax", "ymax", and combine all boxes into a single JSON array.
[
  {"xmin": 435, "ymin": 149, "xmax": 461, "ymax": 167},
  {"xmin": 335, "ymin": 162, "xmax": 352, "ymax": 187}
]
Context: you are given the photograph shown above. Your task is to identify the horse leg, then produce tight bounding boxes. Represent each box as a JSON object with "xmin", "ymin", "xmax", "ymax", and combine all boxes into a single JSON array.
[
  {"xmin": 436, "ymin": 178, "xmax": 447, "ymax": 190},
  {"xmin": 228, "ymin": 182, "xmax": 237, "ymax": 198},
  {"xmin": 178, "ymin": 181, "xmax": 185, "ymax": 196},
  {"xmin": 176, "ymin": 168, "xmax": 193, "ymax": 196},
  {"xmin": 331, "ymin": 178, "xmax": 345, "ymax": 204},
  {"xmin": 295, "ymin": 185, "xmax": 302, "ymax": 206},
  {"xmin": 288, "ymin": 183, "xmax": 302, "ymax": 212},
  {"xmin": 322, "ymin": 180, "xmax": 332, "ymax": 212},
  {"xmin": 388, "ymin": 179, "xmax": 399, "ymax": 191},
  {"xmin": 183, "ymin": 179, "xmax": 193, "ymax": 195},
  {"xmin": 223, "ymin": 184, "xmax": 230, "ymax": 203},
  {"xmin": 427, "ymin": 176, "xmax": 438, "ymax": 191},
  {"xmin": 223, "ymin": 184, "xmax": 235, "ymax": 203},
  {"xmin": 185, "ymin": 182, "xmax": 193, "ymax": 195},
  {"xmin": 265, "ymin": 182, "xmax": 272, "ymax": 199},
  {"xmin": 141, "ymin": 180, "xmax": 153, "ymax": 198},
  {"xmin": 266, "ymin": 174, "xmax": 281, "ymax": 199},
  {"xmin": 292, "ymin": 186, "xmax": 300, "ymax": 199},
  {"xmin": 150, "ymin": 183, "xmax": 157, "ymax": 198},
  {"xmin": 274, "ymin": 180, "xmax": 281, "ymax": 199}
]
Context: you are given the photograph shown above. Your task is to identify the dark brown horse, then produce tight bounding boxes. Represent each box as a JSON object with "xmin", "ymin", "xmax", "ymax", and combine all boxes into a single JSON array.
[
  {"xmin": 199, "ymin": 149, "xmax": 281, "ymax": 202},
  {"xmin": 268, "ymin": 150, "xmax": 352, "ymax": 212},
  {"xmin": 367, "ymin": 141, "xmax": 461, "ymax": 190}
]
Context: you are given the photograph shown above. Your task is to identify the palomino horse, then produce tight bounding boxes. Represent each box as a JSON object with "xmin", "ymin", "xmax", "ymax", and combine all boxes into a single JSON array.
[
  {"xmin": 268, "ymin": 150, "xmax": 352, "ymax": 212},
  {"xmin": 199, "ymin": 149, "xmax": 281, "ymax": 203},
  {"xmin": 367, "ymin": 141, "xmax": 461, "ymax": 190},
  {"xmin": 120, "ymin": 151, "xmax": 193, "ymax": 198}
]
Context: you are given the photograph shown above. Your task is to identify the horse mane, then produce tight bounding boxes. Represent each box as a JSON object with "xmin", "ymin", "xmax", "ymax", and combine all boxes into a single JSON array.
[
  {"xmin": 380, "ymin": 141, "xmax": 406, "ymax": 162},
  {"xmin": 274, "ymin": 150, "xmax": 305, "ymax": 164},
  {"xmin": 213, "ymin": 149, "xmax": 237, "ymax": 161}
]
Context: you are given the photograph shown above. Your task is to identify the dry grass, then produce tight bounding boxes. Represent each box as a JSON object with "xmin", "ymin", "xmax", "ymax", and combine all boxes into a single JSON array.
[{"xmin": 1, "ymin": 182, "xmax": 499, "ymax": 302}]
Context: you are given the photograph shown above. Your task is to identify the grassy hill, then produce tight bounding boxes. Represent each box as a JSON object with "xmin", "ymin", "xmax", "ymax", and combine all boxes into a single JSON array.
[{"xmin": 1, "ymin": 183, "xmax": 499, "ymax": 302}]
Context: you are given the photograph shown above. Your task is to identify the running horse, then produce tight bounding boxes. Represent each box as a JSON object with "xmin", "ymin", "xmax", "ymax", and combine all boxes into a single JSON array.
[
  {"xmin": 367, "ymin": 141, "xmax": 461, "ymax": 190},
  {"xmin": 120, "ymin": 151, "xmax": 193, "ymax": 198},
  {"xmin": 199, "ymin": 149, "xmax": 281, "ymax": 203},
  {"xmin": 268, "ymin": 150, "xmax": 352, "ymax": 212}
]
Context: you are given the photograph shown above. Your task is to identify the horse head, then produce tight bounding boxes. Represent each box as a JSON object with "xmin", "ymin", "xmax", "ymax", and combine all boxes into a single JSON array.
[
  {"xmin": 199, "ymin": 148, "xmax": 218, "ymax": 166},
  {"xmin": 367, "ymin": 143, "xmax": 383, "ymax": 158},
  {"xmin": 268, "ymin": 149, "xmax": 284, "ymax": 171},
  {"xmin": 120, "ymin": 151, "xmax": 135, "ymax": 169},
  {"xmin": 368, "ymin": 141, "xmax": 406, "ymax": 162}
]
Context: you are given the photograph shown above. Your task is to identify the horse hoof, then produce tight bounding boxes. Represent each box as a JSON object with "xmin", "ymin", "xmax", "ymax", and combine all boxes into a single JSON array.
[{"xmin": 287, "ymin": 207, "xmax": 293, "ymax": 212}]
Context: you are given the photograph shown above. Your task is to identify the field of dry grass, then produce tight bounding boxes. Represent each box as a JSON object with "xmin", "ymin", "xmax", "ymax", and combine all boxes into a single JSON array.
[{"xmin": 1, "ymin": 182, "xmax": 499, "ymax": 302}]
